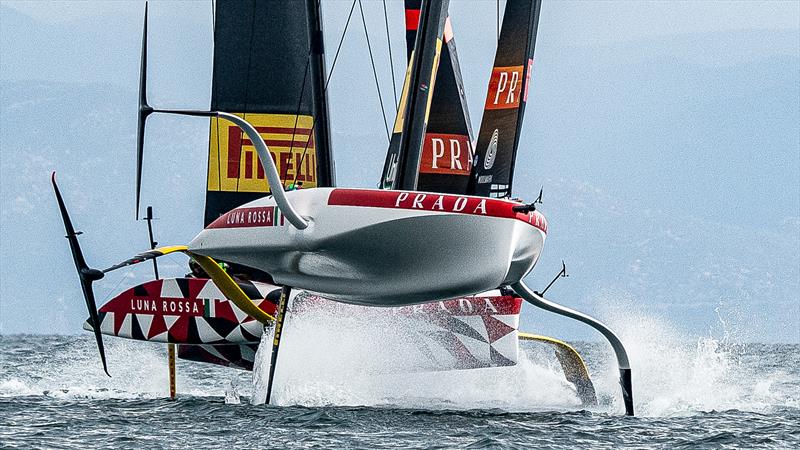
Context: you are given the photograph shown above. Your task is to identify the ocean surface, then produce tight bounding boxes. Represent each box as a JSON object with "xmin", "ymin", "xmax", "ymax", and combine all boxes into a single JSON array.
[{"xmin": 1, "ymin": 329, "xmax": 798, "ymax": 448}]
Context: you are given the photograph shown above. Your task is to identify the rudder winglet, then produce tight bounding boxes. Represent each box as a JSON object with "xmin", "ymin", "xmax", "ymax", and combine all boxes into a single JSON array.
[{"xmin": 518, "ymin": 331, "xmax": 597, "ymax": 407}]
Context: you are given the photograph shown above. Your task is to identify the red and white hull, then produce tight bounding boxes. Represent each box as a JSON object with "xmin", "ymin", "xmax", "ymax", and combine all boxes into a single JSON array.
[
  {"xmin": 88, "ymin": 277, "xmax": 523, "ymax": 372},
  {"xmin": 190, "ymin": 188, "xmax": 547, "ymax": 306}
]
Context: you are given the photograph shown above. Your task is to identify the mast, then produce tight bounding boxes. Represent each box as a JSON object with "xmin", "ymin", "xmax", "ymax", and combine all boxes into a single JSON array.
[
  {"xmin": 306, "ymin": 0, "xmax": 335, "ymax": 187},
  {"xmin": 468, "ymin": 0, "xmax": 542, "ymax": 198},
  {"xmin": 407, "ymin": 1, "xmax": 475, "ymax": 194},
  {"xmin": 380, "ymin": 0, "xmax": 450, "ymax": 191}
]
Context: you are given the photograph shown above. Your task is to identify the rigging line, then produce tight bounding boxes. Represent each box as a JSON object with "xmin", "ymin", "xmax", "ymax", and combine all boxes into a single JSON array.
[
  {"xmin": 288, "ymin": 58, "xmax": 311, "ymax": 188},
  {"xmin": 236, "ymin": 0, "xmax": 258, "ymax": 193},
  {"xmin": 382, "ymin": 0, "xmax": 398, "ymax": 107},
  {"xmin": 208, "ymin": 0, "xmax": 220, "ymax": 191},
  {"xmin": 291, "ymin": 0, "xmax": 357, "ymax": 187},
  {"xmin": 359, "ymin": 0, "xmax": 391, "ymax": 141},
  {"xmin": 99, "ymin": 271, "xmax": 130, "ymax": 305},
  {"xmin": 324, "ymin": 0, "xmax": 357, "ymax": 91}
]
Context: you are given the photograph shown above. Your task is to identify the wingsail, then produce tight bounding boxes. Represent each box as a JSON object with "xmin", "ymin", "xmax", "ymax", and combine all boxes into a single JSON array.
[
  {"xmin": 379, "ymin": 0, "xmax": 450, "ymax": 191},
  {"xmin": 381, "ymin": 0, "xmax": 474, "ymax": 194},
  {"xmin": 468, "ymin": 0, "xmax": 542, "ymax": 198},
  {"xmin": 205, "ymin": 0, "xmax": 334, "ymax": 226}
]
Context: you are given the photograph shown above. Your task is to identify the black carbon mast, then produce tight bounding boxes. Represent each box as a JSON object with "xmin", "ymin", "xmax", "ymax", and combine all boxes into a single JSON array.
[
  {"xmin": 387, "ymin": 0, "xmax": 475, "ymax": 194},
  {"xmin": 379, "ymin": 0, "xmax": 450, "ymax": 191}
]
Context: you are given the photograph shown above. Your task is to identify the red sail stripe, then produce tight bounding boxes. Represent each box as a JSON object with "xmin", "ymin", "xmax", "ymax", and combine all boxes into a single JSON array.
[
  {"xmin": 405, "ymin": 8, "xmax": 421, "ymax": 30},
  {"xmin": 241, "ymin": 139, "xmax": 315, "ymax": 148},
  {"xmin": 252, "ymin": 126, "xmax": 313, "ymax": 135}
]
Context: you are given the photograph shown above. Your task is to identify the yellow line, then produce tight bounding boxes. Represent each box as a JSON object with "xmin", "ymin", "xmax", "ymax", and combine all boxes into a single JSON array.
[
  {"xmin": 518, "ymin": 331, "xmax": 591, "ymax": 374},
  {"xmin": 186, "ymin": 252, "xmax": 275, "ymax": 324},
  {"xmin": 154, "ymin": 245, "xmax": 189, "ymax": 255}
]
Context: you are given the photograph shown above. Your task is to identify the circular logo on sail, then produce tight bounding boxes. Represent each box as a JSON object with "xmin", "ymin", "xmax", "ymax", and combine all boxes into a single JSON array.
[{"xmin": 483, "ymin": 129, "xmax": 499, "ymax": 170}]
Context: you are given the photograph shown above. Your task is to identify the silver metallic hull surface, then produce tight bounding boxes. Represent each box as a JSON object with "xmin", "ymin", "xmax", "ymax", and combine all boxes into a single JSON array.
[{"xmin": 189, "ymin": 188, "xmax": 545, "ymax": 306}]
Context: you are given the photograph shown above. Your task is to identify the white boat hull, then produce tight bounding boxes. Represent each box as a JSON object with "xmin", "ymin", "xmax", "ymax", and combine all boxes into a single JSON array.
[{"xmin": 189, "ymin": 188, "xmax": 547, "ymax": 306}]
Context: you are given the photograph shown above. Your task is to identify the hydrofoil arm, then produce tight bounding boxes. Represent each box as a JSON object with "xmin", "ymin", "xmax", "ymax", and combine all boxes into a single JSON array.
[
  {"xmin": 511, "ymin": 281, "xmax": 634, "ymax": 416},
  {"xmin": 102, "ymin": 245, "xmax": 188, "ymax": 273},
  {"xmin": 102, "ymin": 248, "xmax": 275, "ymax": 324}
]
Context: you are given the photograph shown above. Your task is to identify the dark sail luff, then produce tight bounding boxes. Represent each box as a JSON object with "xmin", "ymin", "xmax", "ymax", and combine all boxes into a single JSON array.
[
  {"xmin": 412, "ymin": 6, "xmax": 475, "ymax": 194},
  {"xmin": 204, "ymin": 0, "xmax": 332, "ymax": 226},
  {"xmin": 380, "ymin": 0, "xmax": 450, "ymax": 191},
  {"xmin": 378, "ymin": 0, "xmax": 425, "ymax": 190},
  {"xmin": 306, "ymin": 0, "xmax": 335, "ymax": 188},
  {"xmin": 382, "ymin": 1, "xmax": 475, "ymax": 194},
  {"xmin": 468, "ymin": 0, "xmax": 542, "ymax": 198}
]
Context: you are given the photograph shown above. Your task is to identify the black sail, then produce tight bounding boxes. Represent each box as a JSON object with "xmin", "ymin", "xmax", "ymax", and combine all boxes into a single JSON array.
[
  {"xmin": 204, "ymin": 0, "xmax": 333, "ymax": 226},
  {"xmin": 379, "ymin": 0, "xmax": 450, "ymax": 191},
  {"xmin": 468, "ymin": 0, "xmax": 542, "ymax": 198},
  {"xmin": 381, "ymin": 0, "xmax": 472, "ymax": 194}
]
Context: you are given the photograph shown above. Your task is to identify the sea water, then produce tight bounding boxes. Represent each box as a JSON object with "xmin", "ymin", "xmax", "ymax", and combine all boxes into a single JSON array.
[{"xmin": 1, "ymin": 305, "xmax": 798, "ymax": 449}]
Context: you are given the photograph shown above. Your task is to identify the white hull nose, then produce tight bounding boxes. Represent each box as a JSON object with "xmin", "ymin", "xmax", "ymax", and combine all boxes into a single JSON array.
[{"xmin": 189, "ymin": 188, "xmax": 547, "ymax": 306}]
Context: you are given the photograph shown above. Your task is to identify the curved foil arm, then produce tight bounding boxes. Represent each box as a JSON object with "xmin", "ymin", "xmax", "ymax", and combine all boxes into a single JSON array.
[
  {"xmin": 216, "ymin": 112, "xmax": 309, "ymax": 230},
  {"xmin": 186, "ymin": 252, "xmax": 276, "ymax": 324},
  {"xmin": 102, "ymin": 244, "xmax": 275, "ymax": 324},
  {"xmin": 103, "ymin": 245, "xmax": 188, "ymax": 273},
  {"xmin": 512, "ymin": 281, "xmax": 634, "ymax": 416}
]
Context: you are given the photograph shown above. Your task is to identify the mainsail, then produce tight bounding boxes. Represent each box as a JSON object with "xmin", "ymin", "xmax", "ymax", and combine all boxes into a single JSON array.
[
  {"xmin": 400, "ymin": 0, "xmax": 475, "ymax": 194},
  {"xmin": 468, "ymin": 0, "xmax": 542, "ymax": 198},
  {"xmin": 379, "ymin": 0, "xmax": 450, "ymax": 191},
  {"xmin": 204, "ymin": 0, "xmax": 334, "ymax": 226}
]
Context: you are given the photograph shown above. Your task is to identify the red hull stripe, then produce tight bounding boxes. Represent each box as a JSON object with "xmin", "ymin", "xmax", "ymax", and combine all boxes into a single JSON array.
[{"xmin": 328, "ymin": 189, "xmax": 547, "ymax": 233}]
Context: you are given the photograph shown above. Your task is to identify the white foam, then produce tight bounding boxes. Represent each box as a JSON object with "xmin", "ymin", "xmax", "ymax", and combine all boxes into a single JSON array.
[
  {"xmin": 251, "ymin": 302, "xmax": 581, "ymax": 411},
  {"xmin": 0, "ymin": 337, "xmax": 231, "ymax": 400},
  {"xmin": 591, "ymin": 294, "xmax": 800, "ymax": 416}
]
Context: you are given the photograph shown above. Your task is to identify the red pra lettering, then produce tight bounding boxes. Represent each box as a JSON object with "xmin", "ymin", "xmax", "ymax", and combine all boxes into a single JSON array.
[
  {"xmin": 449, "ymin": 139, "xmax": 462, "ymax": 170},
  {"xmin": 412, "ymin": 194, "xmax": 426, "ymax": 208},
  {"xmin": 485, "ymin": 65, "xmax": 524, "ymax": 110},
  {"xmin": 420, "ymin": 133, "xmax": 471, "ymax": 175},
  {"xmin": 507, "ymin": 70, "xmax": 519, "ymax": 104},
  {"xmin": 395, "ymin": 192, "xmax": 409, "ymax": 207},
  {"xmin": 494, "ymin": 71, "xmax": 508, "ymax": 105}
]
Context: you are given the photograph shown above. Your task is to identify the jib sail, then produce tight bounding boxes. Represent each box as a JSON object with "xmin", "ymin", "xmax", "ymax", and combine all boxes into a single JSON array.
[
  {"xmin": 468, "ymin": 0, "xmax": 542, "ymax": 198},
  {"xmin": 205, "ymin": 0, "xmax": 333, "ymax": 226},
  {"xmin": 399, "ymin": 0, "xmax": 475, "ymax": 194},
  {"xmin": 379, "ymin": 0, "xmax": 450, "ymax": 191}
]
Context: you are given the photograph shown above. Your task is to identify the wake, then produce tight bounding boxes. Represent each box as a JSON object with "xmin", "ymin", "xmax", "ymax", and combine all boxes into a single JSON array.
[{"xmin": 1, "ymin": 297, "xmax": 796, "ymax": 417}]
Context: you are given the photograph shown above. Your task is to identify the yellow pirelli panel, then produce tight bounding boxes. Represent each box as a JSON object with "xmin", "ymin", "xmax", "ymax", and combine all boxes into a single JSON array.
[{"xmin": 207, "ymin": 113, "xmax": 318, "ymax": 193}]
